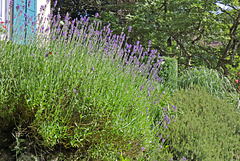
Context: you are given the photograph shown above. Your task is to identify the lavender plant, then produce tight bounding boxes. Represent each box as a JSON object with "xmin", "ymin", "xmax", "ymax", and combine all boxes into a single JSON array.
[{"xmin": 0, "ymin": 0, "xmax": 175, "ymax": 160}]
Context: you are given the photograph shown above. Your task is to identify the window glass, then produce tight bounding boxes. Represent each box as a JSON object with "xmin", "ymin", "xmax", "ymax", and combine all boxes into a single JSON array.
[
  {"xmin": 5, "ymin": 0, "xmax": 8, "ymax": 20},
  {"xmin": 0, "ymin": 0, "xmax": 2, "ymax": 18}
]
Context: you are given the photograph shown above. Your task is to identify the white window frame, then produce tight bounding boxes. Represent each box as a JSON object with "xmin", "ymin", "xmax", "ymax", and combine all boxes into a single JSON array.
[
  {"xmin": 0, "ymin": 0, "xmax": 11, "ymax": 40},
  {"xmin": 0, "ymin": 0, "xmax": 5, "ymax": 22}
]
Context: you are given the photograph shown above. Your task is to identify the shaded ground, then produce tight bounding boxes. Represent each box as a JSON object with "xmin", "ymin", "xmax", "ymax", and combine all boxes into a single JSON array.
[
  {"xmin": 0, "ymin": 128, "xmax": 83, "ymax": 161},
  {"xmin": 0, "ymin": 128, "xmax": 15, "ymax": 161}
]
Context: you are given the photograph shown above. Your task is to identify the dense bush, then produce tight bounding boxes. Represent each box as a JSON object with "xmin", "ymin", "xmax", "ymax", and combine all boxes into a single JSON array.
[
  {"xmin": 158, "ymin": 57, "xmax": 178, "ymax": 89},
  {"xmin": 163, "ymin": 86, "xmax": 240, "ymax": 160}
]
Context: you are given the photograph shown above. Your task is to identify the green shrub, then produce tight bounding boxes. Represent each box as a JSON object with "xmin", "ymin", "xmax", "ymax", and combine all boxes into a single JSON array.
[
  {"xmin": 158, "ymin": 57, "xmax": 178, "ymax": 89},
  {"xmin": 163, "ymin": 86, "xmax": 240, "ymax": 160}
]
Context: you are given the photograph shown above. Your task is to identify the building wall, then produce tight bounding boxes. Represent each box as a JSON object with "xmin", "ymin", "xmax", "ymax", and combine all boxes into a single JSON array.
[
  {"xmin": 37, "ymin": 0, "xmax": 51, "ymax": 27},
  {"xmin": 36, "ymin": 0, "xmax": 51, "ymax": 46}
]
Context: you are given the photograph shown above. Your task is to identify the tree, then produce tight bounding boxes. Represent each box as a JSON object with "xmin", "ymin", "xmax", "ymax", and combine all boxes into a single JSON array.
[
  {"xmin": 215, "ymin": 1, "xmax": 240, "ymax": 75},
  {"xmin": 50, "ymin": 0, "xmax": 140, "ymax": 21},
  {"xmin": 50, "ymin": 0, "xmax": 142, "ymax": 36},
  {"xmin": 127, "ymin": 0, "xmax": 240, "ymax": 75},
  {"xmin": 51, "ymin": 0, "xmax": 103, "ymax": 19}
]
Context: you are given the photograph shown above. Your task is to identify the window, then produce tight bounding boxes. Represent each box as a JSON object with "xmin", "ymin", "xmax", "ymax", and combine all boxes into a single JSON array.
[
  {"xmin": 0, "ymin": 0, "xmax": 11, "ymax": 40},
  {"xmin": 0, "ymin": 0, "xmax": 6, "ymax": 40},
  {"xmin": 0, "ymin": 0, "xmax": 8, "ymax": 22},
  {"xmin": 0, "ymin": 0, "xmax": 3, "ymax": 22}
]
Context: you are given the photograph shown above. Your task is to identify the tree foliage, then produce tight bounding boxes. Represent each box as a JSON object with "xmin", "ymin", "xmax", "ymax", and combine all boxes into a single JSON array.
[
  {"xmin": 127, "ymin": 0, "xmax": 240, "ymax": 75},
  {"xmin": 51, "ymin": 0, "xmax": 141, "ymax": 35},
  {"xmin": 51, "ymin": 0, "xmax": 140, "ymax": 20}
]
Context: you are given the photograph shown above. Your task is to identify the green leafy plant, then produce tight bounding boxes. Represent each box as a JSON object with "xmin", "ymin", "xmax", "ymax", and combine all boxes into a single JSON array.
[
  {"xmin": 158, "ymin": 57, "xmax": 178, "ymax": 89},
  {"xmin": 0, "ymin": 21, "xmax": 7, "ymax": 33},
  {"xmin": 165, "ymin": 86, "xmax": 240, "ymax": 160},
  {"xmin": 232, "ymin": 72, "xmax": 240, "ymax": 93}
]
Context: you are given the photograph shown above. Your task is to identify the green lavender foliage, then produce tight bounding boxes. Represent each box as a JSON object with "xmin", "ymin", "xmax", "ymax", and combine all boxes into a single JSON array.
[
  {"xmin": 0, "ymin": 18, "xmax": 171, "ymax": 160},
  {"xmin": 165, "ymin": 86, "xmax": 240, "ymax": 160},
  {"xmin": 158, "ymin": 57, "xmax": 178, "ymax": 89}
]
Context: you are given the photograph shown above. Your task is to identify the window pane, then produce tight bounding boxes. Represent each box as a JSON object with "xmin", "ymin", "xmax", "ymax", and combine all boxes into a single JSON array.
[
  {"xmin": 5, "ymin": 0, "xmax": 8, "ymax": 20},
  {"xmin": 0, "ymin": 0, "xmax": 2, "ymax": 18}
]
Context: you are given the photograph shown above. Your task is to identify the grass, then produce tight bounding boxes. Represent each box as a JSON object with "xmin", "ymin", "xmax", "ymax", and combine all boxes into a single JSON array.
[{"xmin": 177, "ymin": 67, "xmax": 239, "ymax": 107}]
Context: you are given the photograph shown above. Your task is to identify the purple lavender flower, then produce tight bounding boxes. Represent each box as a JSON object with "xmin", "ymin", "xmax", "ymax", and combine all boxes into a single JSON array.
[
  {"xmin": 141, "ymin": 147, "xmax": 144, "ymax": 153},
  {"xmin": 160, "ymin": 56, "xmax": 164, "ymax": 62},
  {"xmin": 128, "ymin": 26, "xmax": 132, "ymax": 32},
  {"xmin": 9, "ymin": 0, "xmax": 13, "ymax": 7},
  {"xmin": 173, "ymin": 106, "xmax": 177, "ymax": 112},
  {"xmin": 40, "ymin": 5, "xmax": 45, "ymax": 12},
  {"xmin": 95, "ymin": 13, "xmax": 99, "ymax": 18},
  {"xmin": 182, "ymin": 157, "xmax": 186, "ymax": 161},
  {"xmin": 45, "ymin": 26, "xmax": 50, "ymax": 32},
  {"xmin": 28, "ymin": 0, "xmax": 31, "ymax": 7},
  {"xmin": 162, "ymin": 139, "xmax": 165, "ymax": 143},
  {"xmin": 146, "ymin": 107, "xmax": 149, "ymax": 112},
  {"xmin": 140, "ymin": 85, "xmax": 143, "ymax": 91},
  {"xmin": 54, "ymin": 0, "xmax": 58, "ymax": 7},
  {"xmin": 148, "ymin": 40, "xmax": 152, "ymax": 45},
  {"xmin": 16, "ymin": 5, "xmax": 20, "ymax": 11}
]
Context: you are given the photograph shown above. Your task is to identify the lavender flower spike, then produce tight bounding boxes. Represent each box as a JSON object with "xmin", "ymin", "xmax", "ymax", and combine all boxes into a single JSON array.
[{"xmin": 128, "ymin": 26, "xmax": 132, "ymax": 32}]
